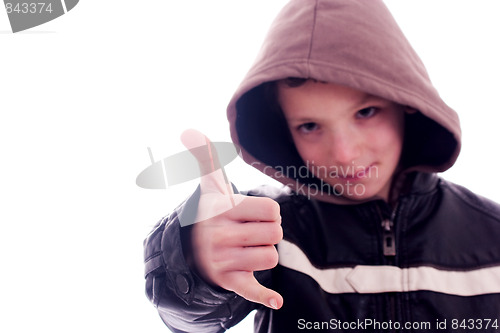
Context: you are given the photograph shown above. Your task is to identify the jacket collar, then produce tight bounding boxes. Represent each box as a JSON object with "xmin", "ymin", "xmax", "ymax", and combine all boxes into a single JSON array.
[{"xmin": 403, "ymin": 171, "xmax": 440, "ymax": 197}]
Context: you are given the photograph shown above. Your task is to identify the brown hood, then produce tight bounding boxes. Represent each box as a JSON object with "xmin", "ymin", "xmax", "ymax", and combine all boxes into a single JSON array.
[{"xmin": 227, "ymin": 0, "xmax": 460, "ymax": 203}]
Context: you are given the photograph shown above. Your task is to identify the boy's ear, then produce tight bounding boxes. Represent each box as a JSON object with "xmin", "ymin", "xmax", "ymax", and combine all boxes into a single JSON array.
[{"xmin": 404, "ymin": 106, "xmax": 418, "ymax": 114}]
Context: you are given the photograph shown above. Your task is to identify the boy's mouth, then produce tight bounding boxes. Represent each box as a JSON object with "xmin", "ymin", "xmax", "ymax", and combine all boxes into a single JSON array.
[{"xmin": 335, "ymin": 164, "xmax": 375, "ymax": 181}]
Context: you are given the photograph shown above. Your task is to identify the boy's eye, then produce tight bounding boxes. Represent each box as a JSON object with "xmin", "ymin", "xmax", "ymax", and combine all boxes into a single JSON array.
[
  {"xmin": 356, "ymin": 107, "xmax": 379, "ymax": 119},
  {"xmin": 297, "ymin": 122, "xmax": 318, "ymax": 133}
]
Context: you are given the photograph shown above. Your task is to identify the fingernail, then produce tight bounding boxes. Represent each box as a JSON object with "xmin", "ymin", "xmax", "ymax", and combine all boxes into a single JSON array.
[{"xmin": 269, "ymin": 298, "xmax": 278, "ymax": 310}]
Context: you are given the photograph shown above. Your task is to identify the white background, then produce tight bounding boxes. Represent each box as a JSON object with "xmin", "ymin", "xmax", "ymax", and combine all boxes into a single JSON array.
[{"xmin": 1, "ymin": 1, "xmax": 499, "ymax": 332}]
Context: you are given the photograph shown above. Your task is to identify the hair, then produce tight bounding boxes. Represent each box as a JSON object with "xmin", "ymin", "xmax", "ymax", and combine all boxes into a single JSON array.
[
  {"xmin": 280, "ymin": 77, "xmax": 311, "ymax": 87},
  {"xmin": 264, "ymin": 77, "xmax": 327, "ymax": 110},
  {"xmin": 264, "ymin": 77, "xmax": 311, "ymax": 115}
]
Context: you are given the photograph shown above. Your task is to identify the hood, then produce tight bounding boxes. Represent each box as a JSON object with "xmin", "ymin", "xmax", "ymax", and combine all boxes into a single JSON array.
[{"xmin": 227, "ymin": 0, "xmax": 461, "ymax": 203}]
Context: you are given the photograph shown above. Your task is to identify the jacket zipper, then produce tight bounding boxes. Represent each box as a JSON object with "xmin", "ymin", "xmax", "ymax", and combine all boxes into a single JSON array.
[
  {"xmin": 377, "ymin": 202, "xmax": 400, "ymax": 332},
  {"xmin": 380, "ymin": 203, "xmax": 398, "ymax": 258}
]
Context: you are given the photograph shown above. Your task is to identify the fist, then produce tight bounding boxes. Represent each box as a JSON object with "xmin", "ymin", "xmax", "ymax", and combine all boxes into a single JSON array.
[{"xmin": 181, "ymin": 129, "xmax": 284, "ymax": 310}]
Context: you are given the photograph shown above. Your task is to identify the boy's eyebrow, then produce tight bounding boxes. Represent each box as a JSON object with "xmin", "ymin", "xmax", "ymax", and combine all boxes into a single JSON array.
[
  {"xmin": 352, "ymin": 93, "xmax": 381, "ymax": 110},
  {"xmin": 287, "ymin": 94, "xmax": 385, "ymax": 121},
  {"xmin": 285, "ymin": 115, "xmax": 320, "ymax": 123}
]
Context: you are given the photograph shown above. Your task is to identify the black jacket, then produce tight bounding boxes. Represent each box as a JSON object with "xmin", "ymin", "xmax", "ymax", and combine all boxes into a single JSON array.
[{"xmin": 144, "ymin": 172, "xmax": 500, "ymax": 332}]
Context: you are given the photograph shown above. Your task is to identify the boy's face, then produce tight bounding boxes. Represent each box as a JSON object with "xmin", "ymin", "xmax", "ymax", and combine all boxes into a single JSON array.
[{"xmin": 278, "ymin": 80, "xmax": 405, "ymax": 201}]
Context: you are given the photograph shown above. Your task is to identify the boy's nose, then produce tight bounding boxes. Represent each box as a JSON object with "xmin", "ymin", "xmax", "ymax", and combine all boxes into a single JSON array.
[{"xmin": 328, "ymin": 129, "xmax": 361, "ymax": 165}]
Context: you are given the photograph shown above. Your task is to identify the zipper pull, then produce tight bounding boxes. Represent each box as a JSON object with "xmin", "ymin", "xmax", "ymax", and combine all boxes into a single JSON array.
[{"xmin": 382, "ymin": 219, "xmax": 396, "ymax": 256}]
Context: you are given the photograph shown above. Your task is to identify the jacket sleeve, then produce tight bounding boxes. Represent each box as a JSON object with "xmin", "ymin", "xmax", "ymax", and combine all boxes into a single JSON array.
[{"xmin": 143, "ymin": 187, "xmax": 257, "ymax": 333}]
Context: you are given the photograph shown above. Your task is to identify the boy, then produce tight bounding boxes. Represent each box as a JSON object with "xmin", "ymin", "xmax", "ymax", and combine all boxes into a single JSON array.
[{"xmin": 144, "ymin": 0, "xmax": 500, "ymax": 332}]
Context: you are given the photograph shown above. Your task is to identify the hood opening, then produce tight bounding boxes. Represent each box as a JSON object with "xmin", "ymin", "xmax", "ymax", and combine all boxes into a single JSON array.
[{"xmin": 235, "ymin": 82, "xmax": 458, "ymax": 190}]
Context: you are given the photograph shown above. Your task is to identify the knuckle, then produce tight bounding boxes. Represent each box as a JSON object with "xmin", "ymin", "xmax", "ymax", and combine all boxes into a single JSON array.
[
  {"xmin": 208, "ymin": 253, "xmax": 233, "ymax": 276},
  {"xmin": 263, "ymin": 247, "xmax": 279, "ymax": 268},
  {"xmin": 209, "ymin": 261, "xmax": 225, "ymax": 276},
  {"xmin": 194, "ymin": 226, "xmax": 218, "ymax": 249},
  {"xmin": 262, "ymin": 198, "xmax": 281, "ymax": 219},
  {"xmin": 210, "ymin": 231, "xmax": 223, "ymax": 246},
  {"xmin": 268, "ymin": 225, "xmax": 283, "ymax": 244},
  {"xmin": 210, "ymin": 227, "xmax": 228, "ymax": 245}
]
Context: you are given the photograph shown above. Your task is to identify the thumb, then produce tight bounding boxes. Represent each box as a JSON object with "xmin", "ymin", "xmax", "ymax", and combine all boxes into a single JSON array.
[
  {"xmin": 180, "ymin": 129, "xmax": 233, "ymax": 196},
  {"xmin": 228, "ymin": 272, "xmax": 284, "ymax": 310}
]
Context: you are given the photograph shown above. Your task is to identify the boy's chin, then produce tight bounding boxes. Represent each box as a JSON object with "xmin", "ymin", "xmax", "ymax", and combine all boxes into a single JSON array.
[
  {"xmin": 340, "ymin": 192, "xmax": 385, "ymax": 202},
  {"xmin": 325, "ymin": 181, "xmax": 388, "ymax": 202}
]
